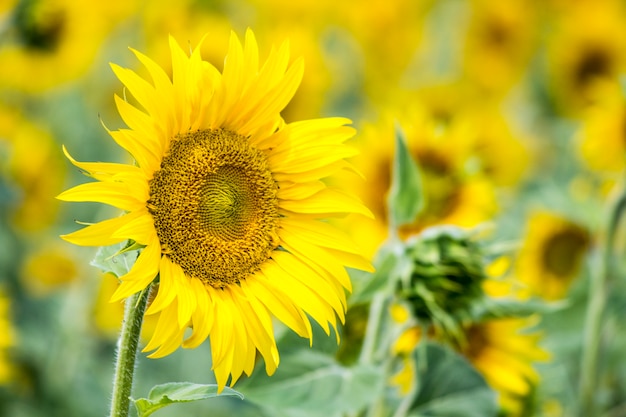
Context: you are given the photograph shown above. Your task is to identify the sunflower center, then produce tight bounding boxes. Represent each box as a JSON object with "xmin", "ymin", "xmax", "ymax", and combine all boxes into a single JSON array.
[
  {"xmin": 575, "ymin": 47, "xmax": 612, "ymax": 88},
  {"xmin": 14, "ymin": 0, "xmax": 65, "ymax": 51},
  {"xmin": 541, "ymin": 229, "xmax": 589, "ymax": 277},
  {"xmin": 148, "ymin": 129, "xmax": 280, "ymax": 288},
  {"xmin": 463, "ymin": 324, "xmax": 489, "ymax": 360}
]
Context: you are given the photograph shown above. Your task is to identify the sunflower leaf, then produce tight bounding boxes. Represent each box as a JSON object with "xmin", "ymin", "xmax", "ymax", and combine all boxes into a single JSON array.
[
  {"xmin": 132, "ymin": 382, "xmax": 243, "ymax": 417},
  {"xmin": 237, "ymin": 350, "xmax": 383, "ymax": 417},
  {"xmin": 407, "ymin": 343, "xmax": 498, "ymax": 417},
  {"xmin": 90, "ymin": 240, "xmax": 139, "ymax": 278},
  {"xmin": 387, "ymin": 124, "xmax": 424, "ymax": 228}
]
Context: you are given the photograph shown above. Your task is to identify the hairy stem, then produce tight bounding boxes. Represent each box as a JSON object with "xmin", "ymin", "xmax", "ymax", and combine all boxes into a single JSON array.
[{"xmin": 110, "ymin": 285, "xmax": 152, "ymax": 417}]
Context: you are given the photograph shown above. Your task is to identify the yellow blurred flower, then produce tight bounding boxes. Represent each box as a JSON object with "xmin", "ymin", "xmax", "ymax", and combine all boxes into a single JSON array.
[
  {"xmin": 452, "ymin": 105, "xmax": 530, "ymax": 187},
  {"xmin": 545, "ymin": 0, "xmax": 626, "ymax": 115},
  {"xmin": 578, "ymin": 88, "xmax": 626, "ymax": 174},
  {"xmin": 460, "ymin": 317, "xmax": 549, "ymax": 416},
  {"xmin": 20, "ymin": 242, "xmax": 79, "ymax": 296},
  {"xmin": 0, "ymin": 105, "xmax": 65, "ymax": 231},
  {"xmin": 93, "ymin": 272, "xmax": 158, "ymax": 342},
  {"xmin": 391, "ymin": 309, "xmax": 548, "ymax": 415},
  {"xmin": 348, "ymin": 107, "xmax": 498, "ymax": 256},
  {"xmin": 463, "ymin": 0, "xmax": 537, "ymax": 95},
  {"xmin": 515, "ymin": 211, "xmax": 591, "ymax": 300},
  {"xmin": 0, "ymin": 0, "xmax": 137, "ymax": 91}
]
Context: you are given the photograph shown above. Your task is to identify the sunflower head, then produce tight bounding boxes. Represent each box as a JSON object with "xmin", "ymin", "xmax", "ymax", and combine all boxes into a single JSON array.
[
  {"xmin": 58, "ymin": 29, "xmax": 373, "ymax": 391},
  {"xmin": 516, "ymin": 212, "xmax": 590, "ymax": 300}
]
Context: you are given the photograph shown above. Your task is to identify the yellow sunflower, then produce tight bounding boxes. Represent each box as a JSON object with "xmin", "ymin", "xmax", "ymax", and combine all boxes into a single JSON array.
[
  {"xmin": 578, "ymin": 88, "xmax": 626, "ymax": 174},
  {"xmin": 58, "ymin": 30, "xmax": 373, "ymax": 390},
  {"xmin": 451, "ymin": 105, "xmax": 530, "ymax": 187},
  {"xmin": 459, "ymin": 317, "xmax": 549, "ymax": 416},
  {"xmin": 348, "ymin": 107, "xmax": 498, "ymax": 256},
  {"xmin": 20, "ymin": 241, "xmax": 79, "ymax": 296},
  {"xmin": 545, "ymin": 0, "xmax": 626, "ymax": 115},
  {"xmin": 515, "ymin": 211, "xmax": 591, "ymax": 300},
  {"xmin": 390, "ymin": 305, "xmax": 548, "ymax": 415},
  {"xmin": 0, "ymin": 104, "xmax": 66, "ymax": 231},
  {"xmin": 0, "ymin": 0, "xmax": 137, "ymax": 92},
  {"xmin": 463, "ymin": 0, "xmax": 537, "ymax": 95}
]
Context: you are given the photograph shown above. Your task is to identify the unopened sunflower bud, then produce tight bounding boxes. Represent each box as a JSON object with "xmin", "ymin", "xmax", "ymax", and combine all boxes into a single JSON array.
[{"xmin": 394, "ymin": 225, "xmax": 488, "ymax": 341}]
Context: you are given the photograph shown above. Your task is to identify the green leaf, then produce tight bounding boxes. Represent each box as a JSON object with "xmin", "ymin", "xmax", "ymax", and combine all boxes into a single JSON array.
[
  {"xmin": 238, "ymin": 350, "xmax": 383, "ymax": 417},
  {"xmin": 90, "ymin": 240, "xmax": 140, "ymax": 277},
  {"xmin": 132, "ymin": 382, "xmax": 243, "ymax": 417},
  {"xmin": 387, "ymin": 124, "xmax": 424, "ymax": 227},
  {"xmin": 408, "ymin": 343, "xmax": 498, "ymax": 417}
]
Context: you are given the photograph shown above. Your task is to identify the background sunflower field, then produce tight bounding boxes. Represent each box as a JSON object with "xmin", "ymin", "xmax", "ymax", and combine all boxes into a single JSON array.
[{"xmin": 2, "ymin": 0, "xmax": 626, "ymax": 416}]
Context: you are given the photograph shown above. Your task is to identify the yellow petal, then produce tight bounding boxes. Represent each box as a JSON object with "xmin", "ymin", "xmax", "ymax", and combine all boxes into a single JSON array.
[
  {"xmin": 62, "ymin": 145, "xmax": 141, "ymax": 181},
  {"xmin": 111, "ymin": 209, "xmax": 157, "ymax": 245},
  {"xmin": 61, "ymin": 212, "xmax": 142, "ymax": 246},
  {"xmin": 146, "ymin": 256, "xmax": 179, "ymax": 315},
  {"xmin": 57, "ymin": 181, "xmax": 144, "ymax": 212},
  {"xmin": 110, "ymin": 242, "xmax": 161, "ymax": 301}
]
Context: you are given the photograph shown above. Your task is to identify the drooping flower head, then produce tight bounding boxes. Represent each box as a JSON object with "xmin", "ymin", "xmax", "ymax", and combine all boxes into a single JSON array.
[{"xmin": 58, "ymin": 29, "xmax": 373, "ymax": 390}]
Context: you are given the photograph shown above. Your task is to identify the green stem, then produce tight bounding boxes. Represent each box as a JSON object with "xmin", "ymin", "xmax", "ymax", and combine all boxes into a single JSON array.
[
  {"xmin": 110, "ymin": 285, "xmax": 152, "ymax": 417},
  {"xmin": 359, "ymin": 293, "xmax": 386, "ymax": 365},
  {"xmin": 580, "ymin": 182, "xmax": 626, "ymax": 417}
]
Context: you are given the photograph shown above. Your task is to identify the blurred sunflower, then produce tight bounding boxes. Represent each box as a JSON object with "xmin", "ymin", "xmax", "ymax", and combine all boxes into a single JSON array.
[
  {"xmin": 391, "ymin": 308, "xmax": 548, "ymax": 415},
  {"xmin": 452, "ymin": 105, "xmax": 530, "ymax": 187},
  {"xmin": 515, "ymin": 211, "xmax": 591, "ymax": 300},
  {"xmin": 0, "ymin": 0, "xmax": 136, "ymax": 92},
  {"xmin": 336, "ymin": 0, "xmax": 430, "ymax": 102},
  {"xmin": 463, "ymin": 0, "xmax": 537, "ymax": 95},
  {"xmin": 0, "ymin": 105, "xmax": 66, "ymax": 231},
  {"xmin": 349, "ymin": 108, "xmax": 498, "ymax": 256},
  {"xmin": 459, "ymin": 317, "xmax": 549, "ymax": 416},
  {"xmin": 545, "ymin": 0, "xmax": 626, "ymax": 115},
  {"xmin": 20, "ymin": 241, "xmax": 79, "ymax": 296},
  {"xmin": 58, "ymin": 30, "xmax": 373, "ymax": 390},
  {"xmin": 578, "ymin": 89, "xmax": 626, "ymax": 174},
  {"xmin": 93, "ymin": 272, "xmax": 158, "ymax": 342}
]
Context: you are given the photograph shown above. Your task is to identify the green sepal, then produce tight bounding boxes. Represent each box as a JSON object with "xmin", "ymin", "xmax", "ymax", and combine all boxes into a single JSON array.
[
  {"xmin": 132, "ymin": 382, "xmax": 243, "ymax": 417},
  {"xmin": 387, "ymin": 124, "xmax": 424, "ymax": 228}
]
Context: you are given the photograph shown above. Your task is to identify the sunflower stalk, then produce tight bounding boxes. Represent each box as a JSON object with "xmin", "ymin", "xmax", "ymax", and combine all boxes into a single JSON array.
[
  {"xmin": 110, "ymin": 284, "xmax": 152, "ymax": 417},
  {"xmin": 579, "ymin": 180, "xmax": 626, "ymax": 417}
]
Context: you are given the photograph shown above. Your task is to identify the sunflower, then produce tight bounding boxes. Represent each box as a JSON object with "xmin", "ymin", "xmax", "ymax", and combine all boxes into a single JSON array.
[
  {"xmin": 348, "ymin": 107, "xmax": 498, "ymax": 256},
  {"xmin": 451, "ymin": 104, "xmax": 530, "ymax": 187},
  {"xmin": 390, "ymin": 306, "xmax": 549, "ymax": 415},
  {"xmin": 462, "ymin": 0, "xmax": 537, "ymax": 95},
  {"xmin": 545, "ymin": 0, "xmax": 626, "ymax": 115},
  {"xmin": 515, "ymin": 211, "xmax": 591, "ymax": 300},
  {"xmin": 459, "ymin": 317, "xmax": 549, "ymax": 416},
  {"xmin": 0, "ymin": 0, "xmax": 136, "ymax": 92},
  {"xmin": 578, "ymin": 88, "xmax": 626, "ymax": 174},
  {"xmin": 58, "ymin": 30, "xmax": 373, "ymax": 390},
  {"xmin": 20, "ymin": 241, "xmax": 79, "ymax": 296},
  {"xmin": 0, "ymin": 104, "xmax": 66, "ymax": 231}
]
